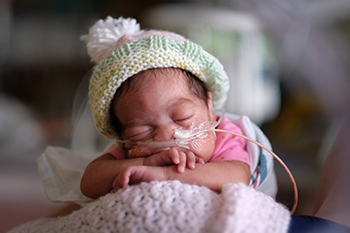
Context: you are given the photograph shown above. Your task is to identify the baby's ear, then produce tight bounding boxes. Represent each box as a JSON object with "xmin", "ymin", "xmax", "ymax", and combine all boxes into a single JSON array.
[
  {"xmin": 206, "ymin": 91, "xmax": 213, "ymax": 102},
  {"xmin": 206, "ymin": 91, "xmax": 216, "ymax": 121}
]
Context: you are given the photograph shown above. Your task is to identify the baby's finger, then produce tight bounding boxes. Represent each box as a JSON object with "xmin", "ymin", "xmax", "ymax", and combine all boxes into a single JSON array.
[
  {"xmin": 195, "ymin": 157, "xmax": 205, "ymax": 164},
  {"xmin": 169, "ymin": 148, "xmax": 180, "ymax": 165},
  {"xmin": 186, "ymin": 151, "xmax": 196, "ymax": 169},
  {"xmin": 112, "ymin": 175, "xmax": 126, "ymax": 191},
  {"xmin": 115, "ymin": 167, "xmax": 133, "ymax": 189},
  {"xmin": 177, "ymin": 151, "xmax": 186, "ymax": 173},
  {"xmin": 110, "ymin": 188, "xmax": 120, "ymax": 194}
]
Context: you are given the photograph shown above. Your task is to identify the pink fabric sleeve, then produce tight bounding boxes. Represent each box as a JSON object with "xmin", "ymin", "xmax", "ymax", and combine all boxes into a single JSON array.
[
  {"xmin": 209, "ymin": 117, "xmax": 250, "ymax": 167},
  {"xmin": 106, "ymin": 145, "xmax": 127, "ymax": 160}
]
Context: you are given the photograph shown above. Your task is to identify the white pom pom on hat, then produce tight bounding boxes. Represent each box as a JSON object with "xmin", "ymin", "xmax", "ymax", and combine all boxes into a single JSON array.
[{"xmin": 81, "ymin": 16, "xmax": 142, "ymax": 64}]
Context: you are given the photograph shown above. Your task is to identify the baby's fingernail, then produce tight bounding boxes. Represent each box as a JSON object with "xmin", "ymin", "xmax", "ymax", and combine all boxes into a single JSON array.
[{"xmin": 179, "ymin": 166, "xmax": 185, "ymax": 173}]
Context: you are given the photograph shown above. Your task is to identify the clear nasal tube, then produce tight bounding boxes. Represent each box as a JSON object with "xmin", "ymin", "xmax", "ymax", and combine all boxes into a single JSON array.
[
  {"xmin": 115, "ymin": 115, "xmax": 223, "ymax": 150},
  {"xmin": 115, "ymin": 120, "xmax": 218, "ymax": 157}
]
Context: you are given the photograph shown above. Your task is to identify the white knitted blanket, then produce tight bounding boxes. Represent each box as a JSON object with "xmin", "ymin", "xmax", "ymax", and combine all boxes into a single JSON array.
[{"xmin": 9, "ymin": 181, "xmax": 290, "ymax": 233}]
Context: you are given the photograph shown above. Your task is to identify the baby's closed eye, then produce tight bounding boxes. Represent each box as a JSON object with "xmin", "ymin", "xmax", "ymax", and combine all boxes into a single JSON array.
[
  {"xmin": 124, "ymin": 127, "xmax": 152, "ymax": 141},
  {"xmin": 172, "ymin": 112, "xmax": 195, "ymax": 125},
  {"xmin": 174, "ymin": 116, "xmax": 192, "ymax": 123}
]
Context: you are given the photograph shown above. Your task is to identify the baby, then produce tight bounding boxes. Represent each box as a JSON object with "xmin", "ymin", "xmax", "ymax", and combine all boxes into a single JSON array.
[{"xmin": 80, "ymin": 17, "xmax": 262, "ymax": 199}]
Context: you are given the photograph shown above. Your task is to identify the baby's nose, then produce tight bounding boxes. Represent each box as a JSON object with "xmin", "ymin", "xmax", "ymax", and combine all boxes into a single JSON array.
[{"xmin": 153, "ymin": 123, "xmax": 177, "ymax": 141}]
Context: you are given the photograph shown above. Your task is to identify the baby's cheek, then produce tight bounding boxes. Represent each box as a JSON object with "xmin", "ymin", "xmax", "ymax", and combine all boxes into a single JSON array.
[{"xmin": 190, "ymin": 133, "xmax": 216, "ymax": 162}]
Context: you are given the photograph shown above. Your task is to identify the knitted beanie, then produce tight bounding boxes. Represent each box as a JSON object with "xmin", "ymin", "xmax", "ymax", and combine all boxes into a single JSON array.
[{"xmin": 81, "ymin": 16, "xmax": 229, "ymax": 138}]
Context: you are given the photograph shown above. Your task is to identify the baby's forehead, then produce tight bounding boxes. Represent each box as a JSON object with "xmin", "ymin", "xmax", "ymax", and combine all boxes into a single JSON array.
[
  {"xmin": 130, "ymin": 68, "xmax": 190, "ymax": 89},
  {"xmin": 136, "ymin": 68, "xmax": 187, "ymax": 80}
]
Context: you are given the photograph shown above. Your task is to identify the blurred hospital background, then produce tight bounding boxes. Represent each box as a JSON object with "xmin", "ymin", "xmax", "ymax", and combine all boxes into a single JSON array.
[{"xmin": 1, "ymin": 0, "xmax": 350, "ymax": 231}]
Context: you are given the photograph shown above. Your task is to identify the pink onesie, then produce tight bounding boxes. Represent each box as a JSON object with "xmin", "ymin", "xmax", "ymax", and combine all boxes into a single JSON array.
[
  {"xmin": 209, "ymin": 117, "xmax": 250, "ymax": 166},
  {"xmin": 106, "ymin": 116, "xmax": 250, "ymax": 167}
]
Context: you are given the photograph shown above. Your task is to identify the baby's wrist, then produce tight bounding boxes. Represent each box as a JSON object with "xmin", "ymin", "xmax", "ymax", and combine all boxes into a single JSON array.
[
  {"xmin": 142, "ymin": 156, "xmax": 151, "ymax": 166},
  {"xmin": 164, "ymin": 165, "xmax": 178, "ymax": 181}
]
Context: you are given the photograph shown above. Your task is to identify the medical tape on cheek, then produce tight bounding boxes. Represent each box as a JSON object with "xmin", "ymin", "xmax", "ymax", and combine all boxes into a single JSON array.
[{"xmin": 173, "ymin": 121, "xmax": 216, "ymax": 150}]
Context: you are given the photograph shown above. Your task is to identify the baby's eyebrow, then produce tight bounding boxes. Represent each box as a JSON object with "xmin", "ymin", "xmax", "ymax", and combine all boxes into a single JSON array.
[
  {"xmin": 167, "ymin": 97, "xmax": 194, "ymax": 109},
  {"xmin": 121, "ymin": 115, "xmax": 147, "ymax": 129},
  {"xmin": 122, "ymin": 116, "xmax": 150, "ymax": 128}
]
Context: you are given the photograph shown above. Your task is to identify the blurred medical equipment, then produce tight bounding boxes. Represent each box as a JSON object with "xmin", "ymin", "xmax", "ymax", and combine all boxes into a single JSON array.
[
  {"xmin": 235, "ymin": 0, "xmax": 350, "ymax": 118},
  {"xmin": 0, "ymin": 95, "xmax": 44, "ymax": 160}
]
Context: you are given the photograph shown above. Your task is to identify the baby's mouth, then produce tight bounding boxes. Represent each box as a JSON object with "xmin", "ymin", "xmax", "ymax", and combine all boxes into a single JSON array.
[{"xmin": 126, "ymin": 144, "xmax": 171, "ymax": 158}]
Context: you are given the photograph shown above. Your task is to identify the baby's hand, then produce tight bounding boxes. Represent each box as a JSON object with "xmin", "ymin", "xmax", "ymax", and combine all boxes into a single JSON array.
[
  {"xmin": 144, "ymin": 148, "xmax": 204, "ymax": 173},
  {"xmin": 111, "ymin": 166, "xmax": 167, "ymax": 192},
  {"xmin": 168, "ymin": 148, "xmax": 205, "ymax": 173}
]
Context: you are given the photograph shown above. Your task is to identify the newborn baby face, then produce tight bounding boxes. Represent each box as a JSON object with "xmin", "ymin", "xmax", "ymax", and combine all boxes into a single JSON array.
[{"xmin": 113, "ymin": 68, "xmax": 216, "ymax": 162}]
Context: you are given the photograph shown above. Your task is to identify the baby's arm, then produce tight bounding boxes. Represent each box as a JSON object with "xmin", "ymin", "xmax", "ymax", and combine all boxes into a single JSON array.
[
  {"xmin": 80, "ymin": 153, "xmax": 145, "ymax": 199},
  {"xmin": 170, "ymin": 160, "xmax": 251, "ymax": 192},
  {"xmin": 114, "ymin": 159, "xmax": 250, "ymax": 193},
  {"xmin": 81, "ymin": 148, "xmax": 203, "ymax": 198}
]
